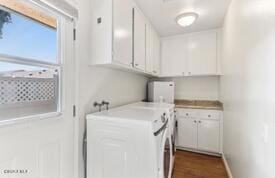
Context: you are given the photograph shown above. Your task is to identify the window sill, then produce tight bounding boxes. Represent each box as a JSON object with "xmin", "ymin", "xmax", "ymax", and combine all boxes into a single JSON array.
[{"xmin": 0, "ymin": 111, "xmax": 62, "ymax": 127}]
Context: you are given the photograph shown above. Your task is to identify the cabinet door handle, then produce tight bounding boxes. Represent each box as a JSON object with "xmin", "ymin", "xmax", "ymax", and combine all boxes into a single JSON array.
[
  {"xmin": 97, "ymin": 17, "xmax": 102, "ymax": 24},
  {"xmin": 208, "ymin": 115, "xmax": 211, "ymax": 118},
  {"xmin": 194, "ymin": 120, "xmax": 197, "ymax": 123},
  {"xmin": 182, "ymin": 72, "xmax": 185, "ymax": 75},
  {"xmin": 135, "ymin": 63, "xmax": 139, "ymax": 66},
  {"xmin": 186, "ymin": 113, "xmax": 189, "ymax": 116},
  {"xmin": 198, "ymin": 121, "xmax": 202, "ymax": 123}
]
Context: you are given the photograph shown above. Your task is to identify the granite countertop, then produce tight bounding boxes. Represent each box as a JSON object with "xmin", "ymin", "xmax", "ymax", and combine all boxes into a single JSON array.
[{"xmin": 175, "ymin": 99, "xmax": 223, "ymax": 110}]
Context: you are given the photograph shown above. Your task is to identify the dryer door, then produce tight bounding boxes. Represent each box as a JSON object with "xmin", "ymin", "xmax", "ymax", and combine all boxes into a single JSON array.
[{"xmin": 163, "ymin": 137, "xmax": 172, "ymax": 178}]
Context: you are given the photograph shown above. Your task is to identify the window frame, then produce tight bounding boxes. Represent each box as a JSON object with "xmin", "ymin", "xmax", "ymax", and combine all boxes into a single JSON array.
[{"xmin": 0, "ymin": 2, "xmax": 64, "ymax": 125}]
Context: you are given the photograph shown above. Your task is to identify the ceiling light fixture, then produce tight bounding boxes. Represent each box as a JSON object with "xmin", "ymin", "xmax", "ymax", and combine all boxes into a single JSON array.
[{"xmin": 176, "ymin": 12, "xmax": 198, "ymax": 27}]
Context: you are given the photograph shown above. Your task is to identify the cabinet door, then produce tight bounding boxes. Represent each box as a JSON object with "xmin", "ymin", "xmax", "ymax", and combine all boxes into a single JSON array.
[
  {"xmin": 188, "ymin": 31, "xmax": 217, "ymax": 75},
  {"xmin": 145, "ymin": 23, "xmax": 154, "ymax": 74},
  {"xmin": 161, "ymin": 37, "xmax": 188, "ymax": 77},
  {"xmin": 133, "ymin": 7, "xmax": 146, "ymax": 71},
  {"xmin": 113, "ymin": 0, "xmax": 133, "ymax": 66},
  {"xmin": 152, "ymin": 30, "xmax": 160, "ymax": 75},
  {"xmin": 177, "ymin": 117, "xmax": 197, "ymax": 149},
  {"xmin": 197, "ymin": 120, "xmax": 220, "ymax": 153}
]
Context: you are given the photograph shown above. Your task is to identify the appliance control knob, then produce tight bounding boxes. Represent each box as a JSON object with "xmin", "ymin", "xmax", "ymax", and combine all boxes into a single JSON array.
[{"xmin": 161, "ymin": 115, "xmax": 166, "ymax": 123}]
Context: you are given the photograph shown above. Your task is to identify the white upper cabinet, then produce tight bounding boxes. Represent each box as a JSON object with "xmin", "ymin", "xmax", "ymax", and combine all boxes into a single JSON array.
[
  {"xmin": 113, "ymin": 0, "xmax": 133, "ymax": 66},
  {"xmin": 90, "ymin": 0, "xmax": 133, "ymax": 67},
  {"xmin": 145, "ymin": 23, "xmax": 160, "ymax": 75},
  {"xmin": 91, "ymin": 0, "xmax": 112, "ymax": 65},
  {"xmin": 90, "ymin": 0, "xmax": 220, "ymax": 77},
  {"xmin": 90, "ymin": 0, "xmax": 160, "ymax": 76},
  {"xmin": 188, "ymin": 31, "xmax": 217, "ymax": 75},
  {"xmin": 145, "ymin": 23, "xmax": 154, "ymax": 74},
  {"xmin": 161, "ymin": 36, "xmax": 188, "ymax": 77},
  {"xmin": 152, "ymin": 30, "xmax": 161, "ymax": 75},
  {"xmin": 133, "ymin": 7, "xmax": 146, "ymax": 71},
  {"xmin": 160, "ymin": 29, "xmax": 221, "ymax": 77}
]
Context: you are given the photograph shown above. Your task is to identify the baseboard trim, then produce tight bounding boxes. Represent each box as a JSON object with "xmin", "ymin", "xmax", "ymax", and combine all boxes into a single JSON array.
[
  {"xmin": 176, "ymin": 146, "xmax": 221, "ymax": 157},
  {"xmin": 222, "ymin": 154, "xmax": 233, "ymax": 178}
]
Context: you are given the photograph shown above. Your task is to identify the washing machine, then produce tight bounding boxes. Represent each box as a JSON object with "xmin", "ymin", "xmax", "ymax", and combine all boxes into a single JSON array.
[
  {"xmin": 125, "ymin": 102, "xmax": 175, "ymax": 177},
  {"xmin": 86, "ymin": 106, "xmax": 172, "ymax": 178}
]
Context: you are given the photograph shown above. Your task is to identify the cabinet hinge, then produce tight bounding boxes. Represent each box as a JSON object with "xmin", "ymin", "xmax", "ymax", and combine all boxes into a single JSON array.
[
  {"xmin": 73, "ymin": 105, "xmax": 76, "ymax": 117},
  {"xmin": 73, "ymin": 28, "xmax": 76, "ymax": 41}
]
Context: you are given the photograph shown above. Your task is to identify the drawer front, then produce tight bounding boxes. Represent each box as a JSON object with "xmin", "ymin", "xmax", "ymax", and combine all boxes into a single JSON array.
[
  {"xmin": 176, "ymin": 109, "xmax": 197, "ymax": 118},
  {"xmin": 197, "ymin": 110, "xmax": 221, "ymax": 120}
]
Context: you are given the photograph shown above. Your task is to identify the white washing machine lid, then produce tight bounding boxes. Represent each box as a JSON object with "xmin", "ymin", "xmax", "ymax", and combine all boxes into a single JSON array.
[
  {"xmin": 87, "ymin": 107, "xmax": 167, "ymax": 133},
  {"xmin": 127, "ymin": 102, "xmax": 174, "ymax": 133},
  {"xmin": 127, "ymin": 102, "xmax": 175, "ymax": 110}
]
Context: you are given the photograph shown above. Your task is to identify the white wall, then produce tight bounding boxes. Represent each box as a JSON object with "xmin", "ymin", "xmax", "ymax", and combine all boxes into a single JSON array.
[
  {"xmin": 220, "ymin": 0, "xmax": 275, "ymax": 177},
  {"xmin": 76, "ymin": 1, "xmax": 148, "ymax": 178},
  {"xmin": 154, "ymin": 76, "xmax": 220, "ymax": 100},
  {"xmin": 173, "ymin": 77, "xmax": 220, "ymax": 100}
]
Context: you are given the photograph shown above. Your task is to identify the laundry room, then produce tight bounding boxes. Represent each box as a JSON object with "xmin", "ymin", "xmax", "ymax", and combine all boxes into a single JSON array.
[{"xmin": 0, "ymin": 0, "xmax": 275, "ymax": 178}]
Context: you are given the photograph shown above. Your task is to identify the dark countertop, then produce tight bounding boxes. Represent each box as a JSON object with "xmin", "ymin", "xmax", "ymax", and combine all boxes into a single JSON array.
[{"xmin": 175, "ymin": 99, "xmax": 223, "ymax": 110}]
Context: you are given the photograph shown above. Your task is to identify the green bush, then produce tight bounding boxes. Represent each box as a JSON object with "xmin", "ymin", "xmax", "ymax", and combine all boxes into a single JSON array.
[{"xmin": 0, "ymin": 9, "xmax": 12, "ymax": 39}]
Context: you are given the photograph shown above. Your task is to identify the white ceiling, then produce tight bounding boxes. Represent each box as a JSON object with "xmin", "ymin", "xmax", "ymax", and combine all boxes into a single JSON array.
[{"xmin": 134, "ymin": 0, "xmax": 231, "ymax": 37}]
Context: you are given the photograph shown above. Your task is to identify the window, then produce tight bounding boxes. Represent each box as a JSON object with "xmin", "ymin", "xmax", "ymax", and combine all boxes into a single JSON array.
[{"xmin": 0, "ymin": 1, "xmax": 61, "ymax": 122}]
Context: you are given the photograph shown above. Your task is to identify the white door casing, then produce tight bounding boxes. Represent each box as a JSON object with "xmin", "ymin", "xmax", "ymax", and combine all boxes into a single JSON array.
[{"xmin": 0, "ymin": 15, "xmax": 76, "ymax": 178}]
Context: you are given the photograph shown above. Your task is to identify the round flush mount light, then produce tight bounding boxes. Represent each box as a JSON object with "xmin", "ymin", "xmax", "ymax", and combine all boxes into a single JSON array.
[{"xmin": 176, "ymin": 12, "xmax": 198, "ymax": 27}]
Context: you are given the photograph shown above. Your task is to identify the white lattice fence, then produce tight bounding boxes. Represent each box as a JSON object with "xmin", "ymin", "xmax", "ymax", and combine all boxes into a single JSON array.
[{"xmin": 0, "ymin": 77, "xmax": 58, "ymax": 105}]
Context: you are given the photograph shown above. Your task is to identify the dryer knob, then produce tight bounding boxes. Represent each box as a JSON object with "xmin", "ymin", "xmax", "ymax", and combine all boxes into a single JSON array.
[{"xmin": 161, "ymin": 115, "xmax": 166, "ymax": 123}]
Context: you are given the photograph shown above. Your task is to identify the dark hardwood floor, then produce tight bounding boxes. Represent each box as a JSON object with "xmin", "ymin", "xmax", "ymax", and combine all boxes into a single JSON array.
[{"xmin": 172, "ymin": 150, "xmax": 228, "ymax": 178}]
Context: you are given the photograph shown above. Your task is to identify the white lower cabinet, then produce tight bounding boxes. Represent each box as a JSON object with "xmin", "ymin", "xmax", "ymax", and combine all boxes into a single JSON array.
[
  {"xmin": 197, "ymin": 119, "xmax": 220, "ymax": 153},
  {"xmin": 177, "ymin": 117, "xmax": 197, "ymax": 149},
  {"xmin": 176, "ymin": 108, "xmax": 222, "ymax": 154}
]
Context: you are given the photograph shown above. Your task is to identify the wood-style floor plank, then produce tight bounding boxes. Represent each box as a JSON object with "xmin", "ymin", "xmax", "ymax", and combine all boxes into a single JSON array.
[{"xmin": 172, "ymin": 150, "xmax": 228, "ymax": 178}]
